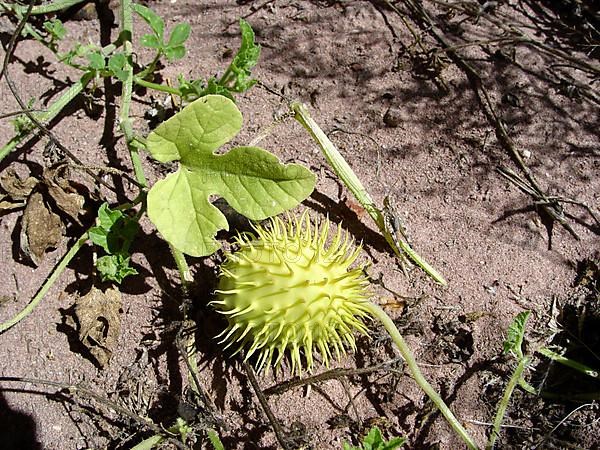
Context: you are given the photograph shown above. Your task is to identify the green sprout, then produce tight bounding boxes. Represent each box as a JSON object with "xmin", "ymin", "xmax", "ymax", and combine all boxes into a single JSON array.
[
  {"xmin": 132, "ymin": 3, "xmax": 191, "ymax": 61},
  {"xmin": 88, "ymin": 203, "xmax": 139, "ymax": 283},
  {"xmin": 43, "ymin": 18, "xmax": 66, "ymax": 51},
  {"xmin": 343, "ymin": 426, "xmax": 406, "ymax": 450}
]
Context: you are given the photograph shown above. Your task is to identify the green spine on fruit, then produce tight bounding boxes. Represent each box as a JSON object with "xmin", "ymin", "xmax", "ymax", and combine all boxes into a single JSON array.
[{"xmin": 212, "ymin": 211, "xmax": 372, "ymax": 374}]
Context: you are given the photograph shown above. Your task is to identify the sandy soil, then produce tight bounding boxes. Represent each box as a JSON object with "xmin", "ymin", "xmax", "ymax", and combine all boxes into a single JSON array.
[{"xmin": 0, "ymin": 1, "xmax": 598, "ymax": 449}]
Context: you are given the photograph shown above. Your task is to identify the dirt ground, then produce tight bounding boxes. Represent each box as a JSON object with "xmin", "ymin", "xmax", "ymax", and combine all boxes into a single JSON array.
[{"xmin": 0, "ymin": 0, "xmax": 599, "ymax": 449}]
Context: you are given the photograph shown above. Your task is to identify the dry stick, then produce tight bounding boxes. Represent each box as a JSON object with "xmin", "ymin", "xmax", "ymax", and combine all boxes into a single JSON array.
[
  {"xmin": 0, "ymin": 376, "xmax": 187, "ymax": 450},
  {"xmin": 534, "ymin": 402, "xmax": 598, "ymax": 450},
  {"xmin": 396, "ymin": 0, "xmax": 587, "ymax": 241},
  {"xmin": 0, "ymin": 109, "xmax": 41, "ymax": 119},
  {"xmin": 175, "ymin": 327, "xmax": 224, "ymax": 430},
  {"xmin": 263, "ymin": 358, "xmax": 403, "ymax": 396},
  {"xmin": 243, "ymin": 362, "xmax": 291, "ymax": 450},
  {"xmin": 484, "ymin": 11, "xmax": 600, "ymax": 77},
  {"xmin": 0, "ymin": 0, "xmax": 33, "ymax": 83},
  {"xmin": 497, "ymin": 167, "xmax": 600, "ymax": 230},
  {"xmin": 434, "ymin": 0, "xmax": 600, "ymax": 105},
  {"xmin": 339, "ymin": 376, "xmax": 362, "ymax": 426}
]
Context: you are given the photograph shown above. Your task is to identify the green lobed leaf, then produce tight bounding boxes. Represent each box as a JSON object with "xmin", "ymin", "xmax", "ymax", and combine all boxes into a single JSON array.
[
  {"xmin": 90, "ymin": 203, "xmax": 139, "ymax": 254},
  {"xmin": 60, "ymin": 42, "xmax": 99, "ymax": 66},
  {"xmin": 503, "ymin": 310, "xmax": 531, "ymax": 358},
  {"xmin": 203, "ymin": 78, "xmax": 234, "ymax": 100},
  {"xmin": 146, "ymin": 95, "xmax": 315, "ymax": 257},
  {"xmin": 43, "ymin": 18, "xmax": 66, "ymax": 40},
  {"xmin": 168, "ymin": 23, "xmax": 191, "ymax": 47},
  {"xmin": 132, "ymin": 3, "xmax": 164, "ymax": 40},
  {"xmin": 97, "ymin": 202, "xmax": 121, "ymax": 228}
]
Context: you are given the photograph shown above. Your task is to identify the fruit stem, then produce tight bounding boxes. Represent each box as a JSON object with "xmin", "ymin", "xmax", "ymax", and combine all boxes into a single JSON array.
[{"xmin": 366, "ymin": 301, "xmax": 479, "ymax": 450}]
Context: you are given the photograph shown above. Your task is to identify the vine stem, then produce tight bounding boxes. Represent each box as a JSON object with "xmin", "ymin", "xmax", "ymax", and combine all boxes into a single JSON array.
[
  {"xmin": 169, "ymin": 244, "xmax": 192, "ymax": 294},
  {"xmin": 0, "ymin": 0, "xmax": 87, "ymax": 15},
  {"xmin": 169, "ymin": 243, "xmax": 201, "ymax": 397},
  {"xmin": 121, "ymin": 0, "xmax": 198, "ymax": 400},
  {"xmin": 0, "ymin": 72, "xmax": 94, "ymax": 163},
  {"xmin": 133, "ymin": 76, "xmax": 180, "ymax": 95},
  {"xmin": 366, "ymin": 302, "xmax": 479, "ymax": 450},
  {"xmin": 119, "ymin": 0, "xmax": 147, "ymax": 187},
  {"xmin": 486, "ymin": 356, "xmax": 530, "ymax": 450},
  {"xmin": 0, "ymin": 232, "xmax": 88, "ymax": 333}
]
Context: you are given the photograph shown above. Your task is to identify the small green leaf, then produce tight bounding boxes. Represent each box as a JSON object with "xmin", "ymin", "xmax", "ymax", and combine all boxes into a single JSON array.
[
  {"xmin": 97, "ymin": 202, "xmax": 121, "ymax": 229},
  {"xmin": 168, "ymin": 23, "xmax": 191, "ymax": 47},
  {"xmin": 89, "ymin": 203, "xmax": 139, "ymax": 255},
  {"xmin": 146, "ymin": 95, "xmax": 315, "ymax": 257},
  {"xmin": 168, "ymin": 417, "xmax": 192, "ymax": 442},
  {"xmin": 89, "ymin": 227, "xmax": 109, "ymax": 253},
  {"xmin": 503, "ymin": 310, "xmax": 531, "ymax": 358},
  {"xmin": 202, "ymin": 77, "xmax": 235, "ymax": 100},
  {"xmin": 108, "ymin": 53, "xmax": 130, "ymax": 82},
  {"xmin": 96, "ymin": 254, "xmax": 138, "ymax": 283},
  {"xmin": 60, "ymin": 42, "xmax": 99, "ymax": 66},
  {"xmin": 11, "ymin": 98, "xmax": 35, "ymax": 134},
  {"xmin": 43, "ymin": 18, "xmax": 66, "ymax": 40},
  {"xmin": 343, "ymin": 427, "xmax": 406, "ymax": 450},
  {"xmin": 132, "ymin": 3, "xmax": 164, "ymax": 40},
  {"xmin": 86, "ymin": 51, "xmax": 105, "ymax": 70},
  {"xmin": 207, "ymin": 429, "xmax": 225, "ymax": 450},
  {"xmin": 164, "ymin": 45, "xmax": 186, "ymax": 61},
  {"xmin": 140, "ymin": 33, "xmax": 162, "ymax": 49}
]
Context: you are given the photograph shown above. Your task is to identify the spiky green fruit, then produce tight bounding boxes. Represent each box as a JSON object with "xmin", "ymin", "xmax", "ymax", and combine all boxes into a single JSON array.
[{"xmin": 212, "ymin": 212, "xmax": 372, "ymax": 374}]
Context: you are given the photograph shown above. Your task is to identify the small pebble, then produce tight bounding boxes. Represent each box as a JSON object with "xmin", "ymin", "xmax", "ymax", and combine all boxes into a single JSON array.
[{"xmin": 383, "ymin": 106, "xmax": 402, "ymax": 127}]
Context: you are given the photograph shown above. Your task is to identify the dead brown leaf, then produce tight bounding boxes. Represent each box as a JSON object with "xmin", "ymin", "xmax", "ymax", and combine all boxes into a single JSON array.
[
  {"xmin": 73, "ymin": 286, "xmax": 122, "ymax": 368},
  {"xmin": 42, "ymin": 165, "xmax": 85, "ymax": 224},
  {"xmin": 0, "ymin": 168, "xmax": 38, "ymax": 199},
  {"xmin": 0, "ymin": 169, "xmax": 39, "ymax": 213},
  {"xmin": 0, "ymin": 196, "xmax": 26, "ymax": 212},
  {"xmin": 20, "ymin": 191, "xmax": 64, "ymax": 266},
  {"xmin": 0, "ymin": 165, "xmax": 87, "ymax": 222}
]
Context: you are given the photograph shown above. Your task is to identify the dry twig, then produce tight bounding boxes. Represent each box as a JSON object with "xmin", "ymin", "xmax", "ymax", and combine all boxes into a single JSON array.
[
  {"xmin": 263, "ymin": 358, "xmax": 404, "ymax": 396},
  {"xmin": 379, "ymin": 0, "xmax": 598, "ymax": 244},
  {"xmin": 243, "ymin": 362, "xmax": 292, "ymax": 450},
  {"xmin": 0, "ymin": 376, "xmax": 187, "ymax": 449}
]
